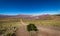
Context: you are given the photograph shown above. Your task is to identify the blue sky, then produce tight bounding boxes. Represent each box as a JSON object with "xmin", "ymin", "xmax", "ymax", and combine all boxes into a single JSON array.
[{"xmin": 0, "ymin": 0, "xmax": 60, "ymax": 15}]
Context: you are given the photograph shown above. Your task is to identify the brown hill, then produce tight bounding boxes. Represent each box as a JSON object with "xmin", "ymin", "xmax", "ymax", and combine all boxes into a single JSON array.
[{"xmin": 0, "ymin": 14, "xmax": 60, "ymax": 20}]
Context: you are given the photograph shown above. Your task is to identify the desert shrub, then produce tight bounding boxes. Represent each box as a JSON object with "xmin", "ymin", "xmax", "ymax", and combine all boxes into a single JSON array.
[
  {"xmin": 11, "ymin": 33, "xmax": 16, "ymax": 36},
  {"xmin": 6, "ymin": 33, "xmax": 12, "ymax": 36},
  {"xmin": 6, "ymin": 33, "xmax": 16, "ymax": 36},
  {"xmin": 0, "ymin": 29, "xmax": 7, "ymax": 35},
  {"xmin": 27, "ymin": 23, "xmax": 38, "ymax": 32}
]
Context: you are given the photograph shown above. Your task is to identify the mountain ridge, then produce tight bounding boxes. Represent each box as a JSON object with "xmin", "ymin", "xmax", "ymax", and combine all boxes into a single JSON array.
[{"xmin": 0, "ymin": 14, "xmax": 60, "ymax": 20}]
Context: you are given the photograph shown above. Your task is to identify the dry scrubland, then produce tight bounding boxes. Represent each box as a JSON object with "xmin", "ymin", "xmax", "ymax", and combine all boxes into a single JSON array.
[{"xmin": 0, "ymin": 15, "xmax": 60, "ymax": 36}]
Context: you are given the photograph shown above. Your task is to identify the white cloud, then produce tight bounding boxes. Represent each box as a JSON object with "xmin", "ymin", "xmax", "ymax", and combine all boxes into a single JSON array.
[{"xmin": 31, "ymin": 10, "xmax": 60, "ymax": 16}]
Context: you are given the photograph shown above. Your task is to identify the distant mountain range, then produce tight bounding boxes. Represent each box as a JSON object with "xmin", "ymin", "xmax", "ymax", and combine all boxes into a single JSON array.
[{"xmin": 0, "ymin": 14, "xmax": 60, "ymax": 20}]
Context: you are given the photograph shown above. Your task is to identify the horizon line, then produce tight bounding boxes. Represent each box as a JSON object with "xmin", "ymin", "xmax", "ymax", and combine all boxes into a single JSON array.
[{"xmin": 0, "ymin": 13, "xmax": 60, "ymax": 16}]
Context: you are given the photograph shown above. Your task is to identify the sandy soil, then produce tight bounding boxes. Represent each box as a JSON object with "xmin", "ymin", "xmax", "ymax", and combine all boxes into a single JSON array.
[{"xmin": 15, "ymin": 20, "xmax": 60, "ymax": 36}]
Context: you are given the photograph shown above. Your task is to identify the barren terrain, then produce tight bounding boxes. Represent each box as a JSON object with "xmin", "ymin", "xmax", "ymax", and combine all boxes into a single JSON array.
[{"xmin": 16, "ymin": 20, "xmax": 60, "ymax": 36}]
